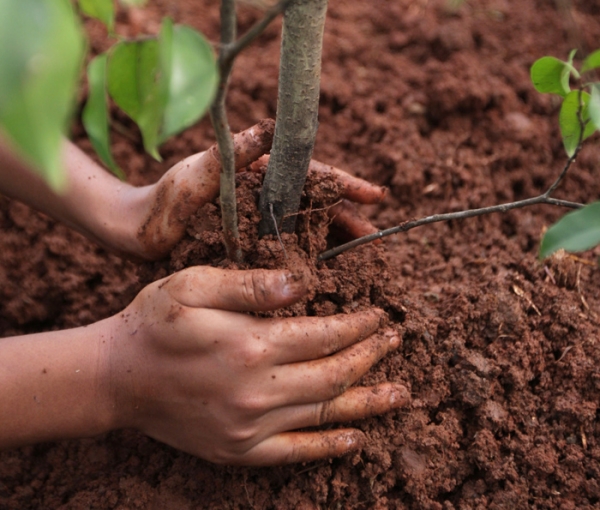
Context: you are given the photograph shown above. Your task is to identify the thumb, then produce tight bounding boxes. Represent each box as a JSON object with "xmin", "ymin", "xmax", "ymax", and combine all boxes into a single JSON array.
[
  {"xmin": 137, "ymin": 120, "xmax": 275, "ymax": 260},
  {"xmin": 164, "ymin": 266, "xmax": 309, "ymax": 312}
]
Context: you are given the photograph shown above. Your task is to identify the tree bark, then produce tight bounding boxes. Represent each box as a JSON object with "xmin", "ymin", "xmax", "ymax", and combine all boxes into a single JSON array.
[{"xmin": 258, "ymin": 0, "xmax": 328, "ymax": 236}]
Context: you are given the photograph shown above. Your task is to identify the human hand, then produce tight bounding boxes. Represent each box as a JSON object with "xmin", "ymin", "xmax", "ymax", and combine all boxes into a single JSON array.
[
  {"xmin": 249, "ymin": 155, "xmax": 387, "ymax": 241},
  {"xmin": 130, "ymin": 120, "xmax": 386, "ymax": 260},
  {"xmin": 107, "ymin": 266, "xmax": 409, "ymax": 465}
]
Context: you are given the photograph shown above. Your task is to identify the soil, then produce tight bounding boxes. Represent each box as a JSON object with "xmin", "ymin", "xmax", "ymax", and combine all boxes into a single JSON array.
[{"xmin": 2, "ymin": 0, "xmax": 600, "ymax": 508}]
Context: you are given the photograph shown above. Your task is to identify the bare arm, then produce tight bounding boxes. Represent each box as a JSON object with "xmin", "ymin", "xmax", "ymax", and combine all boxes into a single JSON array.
[
  {"xmin": 0, "ymin": 319, "xmax": 116, "ymax": 448},
  {"xmin": 0, "ymin": 122, "xmax": 386, "ymax": 261},
  {"xmin": 0, "ymin": 136, "xmax": 150, "ymax": 257}
]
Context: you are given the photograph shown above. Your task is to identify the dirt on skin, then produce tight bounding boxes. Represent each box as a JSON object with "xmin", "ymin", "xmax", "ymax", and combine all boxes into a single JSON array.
[{"xmin": 2, "ymin": 0, "xmax": 600, "ymax": 508}]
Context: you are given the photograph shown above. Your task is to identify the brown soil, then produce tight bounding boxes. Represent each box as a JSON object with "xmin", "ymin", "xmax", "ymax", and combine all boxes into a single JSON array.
[{"xmin": 2, "ymin": 0, "xmax": 600, "ymax": 508}]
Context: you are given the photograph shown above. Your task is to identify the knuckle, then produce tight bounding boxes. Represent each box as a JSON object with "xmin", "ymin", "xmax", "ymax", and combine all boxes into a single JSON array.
[
  {"xmin": 316, "ymin": 400, "xmax": 335, "ymax": 426},
  {"xmin": 232, "ymin": 391, "xmax": 268, "ymax": 416},
  {"xmin": 208, "ymin": 425, "xmax": 259, "ymax": 464},
  {"xmin": 224, "ymin": 425, "xmax": 257, "ymax": 445},
  {"xmin": 240, "ymin": 270, "xmax": 269, "ymax": 307},
  {"xmin": 238, "ymin": 342, "xmax": 266, "ymax": 369},
  {"xmin": 324, "ymin": 371, "xmax": 350, "ymax": 399}
]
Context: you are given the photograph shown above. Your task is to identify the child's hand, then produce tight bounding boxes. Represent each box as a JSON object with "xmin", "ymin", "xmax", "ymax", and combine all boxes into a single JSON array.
[
  {"xmin": 131, "ymin": 120, "xmax": 386, "ymax": 260},
  {"xmin": 107, "ymin": 266, "xmax": 409, "ymax": 465}
]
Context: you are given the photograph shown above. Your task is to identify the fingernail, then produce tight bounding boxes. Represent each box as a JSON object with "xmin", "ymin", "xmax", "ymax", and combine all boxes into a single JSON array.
[
  {"xmin": 344, "ymin": 430, "xmax": 365, "ymax": 449},
  {"xmin": 389, "ymin": 385, "xmax": 410, "ymax": 407},
  {"xmin": 389, "ymin": 334, "xmax": 401, "ymax": 349},
  {"xmin": 368, "ymin": 308, "xmax": 386, "ymax": 326},
  {"xmin": 281, "ymin": 271, "xmax": 305, "ymax": 298}
]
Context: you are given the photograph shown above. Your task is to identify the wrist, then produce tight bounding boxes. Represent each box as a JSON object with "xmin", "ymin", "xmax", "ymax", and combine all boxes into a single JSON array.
[
  {"xmin": 50, "ymin": 142, "xmax": 152, "ymax": 260},
  {"xmin": 0, "ymin": 319, "xmax": 119, "ymax": 448},
  {"xmin": 99, "ymin": 305, "xmax": 150, "ymax": 432},
  {"xmin": 89, "ymin": 182, "xmax": 153, "ymax": 259}
]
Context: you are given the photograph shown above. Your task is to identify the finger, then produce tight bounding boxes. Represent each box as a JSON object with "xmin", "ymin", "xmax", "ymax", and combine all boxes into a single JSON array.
[
  {"xmin": 162, "ymin": 266, "xmax": 308, "ymax": 312},
  {"xmin": 308, "ymin": 160, "xmax": 387, "ymax": 204},
  {"xmin": 267, "ymin": 309, "xmax": 385, "ymax": 364},
  {"xmin": 237, "ymin": 429, "xmax": 365, "ymax": 466},
  {"xmin": 138, "ymin": 120, "xmax": 274, "ymax": 259},
  {"xmin": 247, "ymin": 155, "xmax": 387, "ymax": 204},
  {"xmin": 328, "ymin": 199, "xmax": 381, "ymax": 241},
  {"xmin": 177, "ymin": 119, "xmax": 276, "ymax": 214},
  {"xmin": 274, "ymin": 330, "xmax": 401, "ymax": 406},
  {"xmin": 276, "ymin": 383, "xmax": 410, "ymax": 432}
]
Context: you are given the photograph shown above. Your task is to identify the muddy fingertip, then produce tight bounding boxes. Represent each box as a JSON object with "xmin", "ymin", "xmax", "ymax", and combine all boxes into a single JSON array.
[
  {"xmin": 281, "ymin": 270, "xmax": 308, "ymax": 299},
  {"xmin": 388, "ymin": 383, "xmax": 410, "ymax": 407},
  {"xmin": 382, "ymin": 328, "xmax": 401, "ymax": 349}
]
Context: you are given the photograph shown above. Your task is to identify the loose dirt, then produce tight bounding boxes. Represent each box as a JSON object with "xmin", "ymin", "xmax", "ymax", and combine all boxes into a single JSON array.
[{"xmin": 1, "ymin": 0, "xmax": 600, "ymax": 508}]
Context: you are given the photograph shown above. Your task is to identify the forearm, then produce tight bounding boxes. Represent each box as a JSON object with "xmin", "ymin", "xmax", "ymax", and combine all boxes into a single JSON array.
[
  {"xmin": 0, "ymin": 136, "xmax": 151, "ymax": 257},
  {"xmin": 0, "ymin": 319, "xmax": 117, "ymax": 449}
]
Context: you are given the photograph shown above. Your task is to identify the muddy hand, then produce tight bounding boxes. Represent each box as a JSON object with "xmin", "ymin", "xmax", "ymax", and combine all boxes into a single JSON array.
[
  {"xmin": 250, "ymin": 155, "xmax": 386, "ymax": 240},
  {"xmin": 109, "ymin": 267, "xmax": 409, "ymax": 466},
  {"xmin": 136, "ymin": 119, "xmax": 275, "ymax": 260}
]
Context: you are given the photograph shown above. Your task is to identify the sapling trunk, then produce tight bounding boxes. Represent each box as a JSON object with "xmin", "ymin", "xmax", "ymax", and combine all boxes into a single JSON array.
[{"xmin": 258, "ymin": 0, "xmax": 329, "ymax": 236}]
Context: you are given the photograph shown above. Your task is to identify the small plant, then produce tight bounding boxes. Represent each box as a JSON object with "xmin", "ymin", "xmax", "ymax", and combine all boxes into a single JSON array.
[
  {"xmin": 318, "ymin": 50, "xmax": 600, "ymax": 262},
  {"xmin": 0, "ymin": 0, "xmax": 295, "ymax": 262},
  {"xmin": 531, "ymin": 49, "xmax": 600, "ymax": 258}
]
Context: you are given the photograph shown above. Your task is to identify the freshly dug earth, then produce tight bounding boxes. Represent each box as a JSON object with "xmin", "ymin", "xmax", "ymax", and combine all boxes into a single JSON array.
[{"xmin": 2, "ymin": 0, "xmax": 600, "ymax": 508}]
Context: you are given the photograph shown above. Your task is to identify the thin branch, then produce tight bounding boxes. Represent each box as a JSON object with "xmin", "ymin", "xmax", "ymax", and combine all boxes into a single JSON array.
[
  {"xmin": 210, "ymin": 0, "xmax": 241, "ymax": 262},
  {"xmin": 223, "ymin": 0, "xmax": 293, "ymax": 64},
  {"xmin": 318, "ymin": 160, "xmax": 583, "ymax": 262},
  {"xmin": 318, "ymin": 87, "xmax": 592, "ymax": 262}
]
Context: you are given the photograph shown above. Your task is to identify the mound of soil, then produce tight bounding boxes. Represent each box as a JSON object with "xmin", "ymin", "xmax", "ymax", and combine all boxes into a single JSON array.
[{"xmin": 2, "ymin": 0, "xmax": 600, "ymax": 508}]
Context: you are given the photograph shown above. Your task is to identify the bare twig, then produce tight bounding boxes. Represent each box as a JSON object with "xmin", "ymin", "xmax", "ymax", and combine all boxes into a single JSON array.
[
  {"xmin": 210, "ymin": 0, "xmax": 241, "ymax": 262},
  {"xmin": 210, "ymin": 0, "xmax": 290, "ymax": 262},
  {"xmin": 318, "ymin": 82, "xmax": 593, "ymax": 262},
  {"xmin": 223, "ymin": 0, "xmax": 293, "ymax": 64},
  {"xmin": 318, "ymin": 155, "xmax": 584, "ymax": 261}
]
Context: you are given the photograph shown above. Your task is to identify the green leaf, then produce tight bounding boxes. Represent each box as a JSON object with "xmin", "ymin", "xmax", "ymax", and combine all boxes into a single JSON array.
[
  {"xmin": 0, "ymin": 0, "xmax": 85, "ymax": 190},
  {"xmin": 106, "ymin": 20, "xmax": 216, "ymax": 159},
  {"xmin": 78, "ymin": 0, "xmax": 115, "ymax": 31},
  {"xmin": 161, "ymin": 25, "xmax": 218, "ymax": 142},
  {"xmin": 559, "ymin": 90, "xmax": 596, "ymax": 157},
  {"xmin": 107, "ymin": 33, "xmax": 164, "ymax": 159},
  {"xmin": 530, "ymin": 56, "xmax": 571, "ymax": 97},
  {"xmin": 589, "ymin": 83, "xmax": 600, "ymax": 131},
  {"xmin": 540, "ymin": 202, "xmax": 600, "ymax": 258},
  {"xmin": 83, "ymin": 55, "xmax": 125, "ymax": 179},
  {"xmin": 582, "ymin": 49, "xmax": 600, "ymax": 73}
]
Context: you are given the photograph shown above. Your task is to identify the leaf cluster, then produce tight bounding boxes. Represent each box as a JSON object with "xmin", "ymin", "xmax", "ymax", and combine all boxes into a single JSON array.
[
  {"xmin": 0, "ymin": 0, "xmax": 218, "ymax": 187},
  {"xmin": 531, "ymin": 50, "xmax": 600, "ymax": 259}
]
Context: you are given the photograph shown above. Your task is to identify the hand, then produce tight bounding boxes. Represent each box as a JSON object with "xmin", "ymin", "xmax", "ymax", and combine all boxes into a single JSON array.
[
  {"xmin": 108, "ymin": 266, "xmax": 409, "ymax": 465},
  {"xmin": 132, "ymin": 120, "xmax": 386, "ymax": 260},
  {"xmin": 249, "ymin": 155, "xmax": 387, "ymax": 241},
  {"xmin": 0, "ymin": 123, "xmax": 385, "ymax": 262}
]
